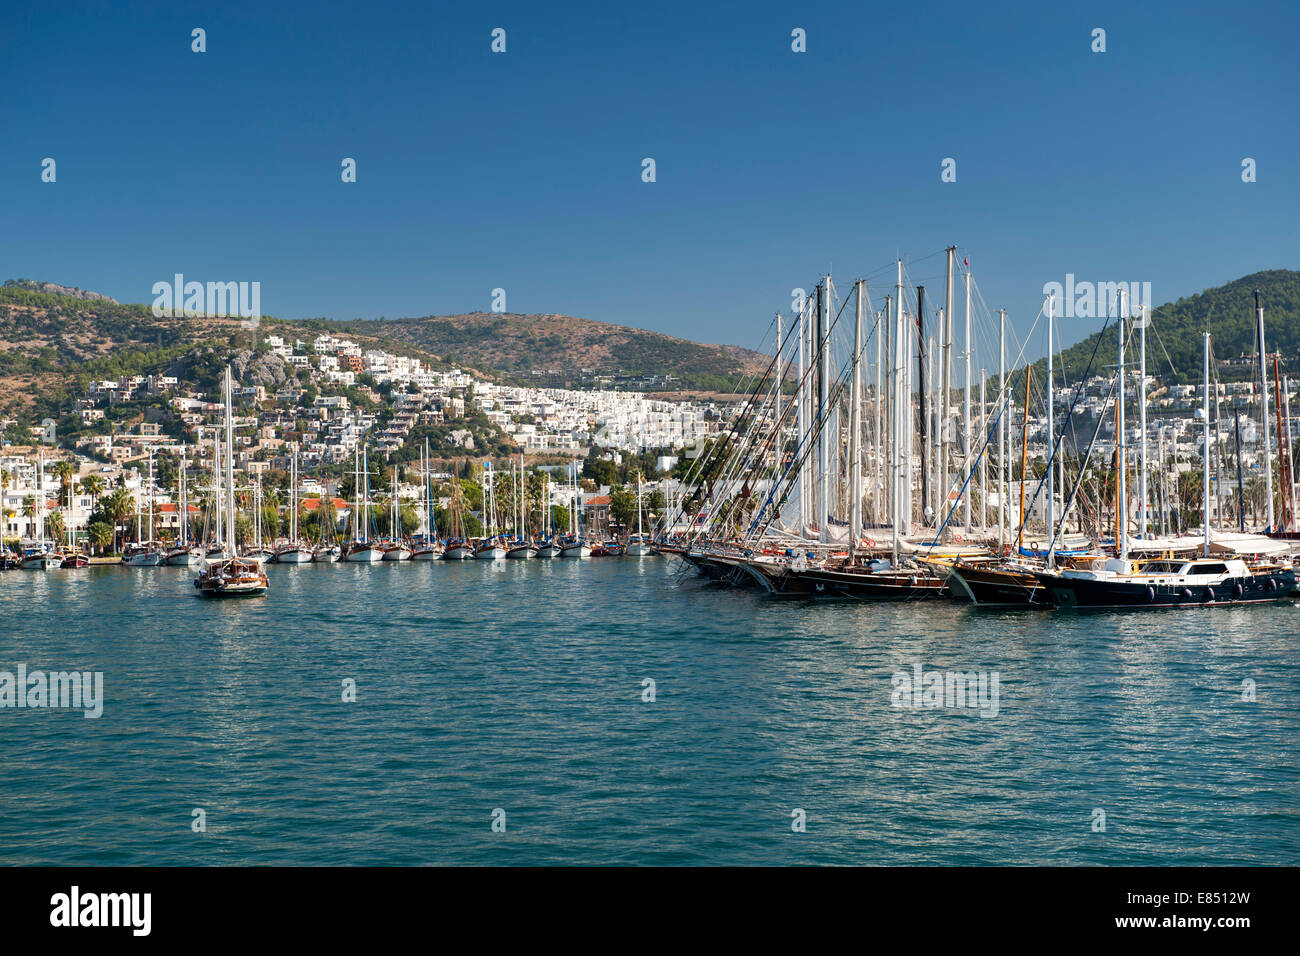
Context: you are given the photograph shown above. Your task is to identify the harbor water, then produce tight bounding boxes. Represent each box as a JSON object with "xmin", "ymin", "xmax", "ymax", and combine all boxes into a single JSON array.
[{"xmin": 1, "ymin": 559, "xmax": 1297, "ymax": 865}]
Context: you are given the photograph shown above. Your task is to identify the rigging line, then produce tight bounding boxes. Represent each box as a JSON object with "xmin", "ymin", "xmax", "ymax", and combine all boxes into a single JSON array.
[
  {"xmin": 746, "ymin": 306, "xmax": 882, "ymax": 538},
  {"xmin": 1049, "ymin": 370, "xmax": 1123, "ymax": 555},
  {"xmin": 1015, "ymin": 314, "xmax": 1115, "ymax": 550},
  {"xmin": 933, "ymin": 297, "xmax": 1048, "ymax": 512}
]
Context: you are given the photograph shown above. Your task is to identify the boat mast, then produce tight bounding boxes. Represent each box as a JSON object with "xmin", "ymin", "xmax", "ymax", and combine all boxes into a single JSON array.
[
  {"xmin": 979, "ymin": 371, "xmax": 987, "ymax": 531},
  {"xmin": 1255, "ymin": 290, "xmax": 1274, "ymax": 530},
  {"xmin": 1139, "ymin": 303, "xmax": 1149, "ymax": 540},
  {"xmin": 916, "ymin": 285, "xmax": 928, "ymax": 523},
  {"xmin": 998, "ymin": 309, "xmax": 1007, "ymax": 550},
  {"xmin": 796, "ymin": 298, "xmax": 807, "ymax": 533},
  {"xmin": 817, "ymin": 277, "xmax": 830, "ymax": 543},
  {"xmin": 1234, "ymin": 410, "xmax": 1246, "ymax": 533},
  {"xmin": 963, "ymin": 268, "xmax": 972, "ymax": 535},
  {"xmin": 224, "ymin": 367, "xmax": 235, "ymax": 554},
  {"xmin": 213, "ymin": 430, "xmax": 222, "ymax": 550},
  {"xmin": 1116, "ymin": 290, "xmax": 1128, "ymax": 561},
  {"xmin": 179, "ymin": 454, "xmax": 186, "ymax": 547},
  {"xmin": 773, "ymin": 314, "xmax": 783, "ymax": 491},
  {"xmin": 942, "ymin": 247, "xmax": 955, "ymax": 510},
  {"xmin": 36, "ymin": 450, "xmax": 45, "ymax": 546},
  {"xmin": 1286, "ymin": 377, "xmax": 1298, "ymax": 529},
  {"xmin": 1273, "ymin": 356, "xmax": 1292, "ymax": 531},
  {"xmin": 1045, "ymin": 293, "xmax": 1056, "ymax": 566},
  {"xmin": 850, "ymin": 279, "xmax": 864, "ymax": 551},
  {"xmin": 353, "ymin": 445, "xmax": 361, "ymax": 543},
  {"xmin": 895, "ymin": 261, "xmax": 908, "ymax": 537},
  {"xmin": 1203, "ymin": 331, "xmax": 1212, "ymax": 557},
  {"xmin": 874, "ymin": 308, "xmax": 883, "ymax": 528},
  {"xmin": 148, "ymin": 450, "xmax": 155, "ymax": 543}
]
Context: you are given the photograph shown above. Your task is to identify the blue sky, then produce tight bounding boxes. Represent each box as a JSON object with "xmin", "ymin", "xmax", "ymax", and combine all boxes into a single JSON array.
[{"xmin": 4, "ymin": 0, "xmax": 1297, "ymax": 358}]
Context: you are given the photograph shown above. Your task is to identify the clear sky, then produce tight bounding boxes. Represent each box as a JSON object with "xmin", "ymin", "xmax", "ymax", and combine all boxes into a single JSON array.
[{"xmin": 4, "ymin": 0, "xmax": 1297, "ymax": 358}]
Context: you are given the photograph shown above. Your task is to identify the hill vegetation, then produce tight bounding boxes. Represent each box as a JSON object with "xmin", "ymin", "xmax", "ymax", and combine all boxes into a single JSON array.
[{"xmin": 1047, "ymin": 269, "xmax": 1300, "ymax": 386}]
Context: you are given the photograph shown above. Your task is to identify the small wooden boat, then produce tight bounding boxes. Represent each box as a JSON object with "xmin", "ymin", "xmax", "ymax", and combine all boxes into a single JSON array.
[{"xmin": 195, "ymin": 556, "xmax": 268, "ymax": 597}]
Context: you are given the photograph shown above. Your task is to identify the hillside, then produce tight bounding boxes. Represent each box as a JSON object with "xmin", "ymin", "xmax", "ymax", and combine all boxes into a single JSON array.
[
  {"xmin": 0, "ymin": 283, "xmax": 766, "ymax": 422},
  {"xmin": 331, "ymin": 312, "xmax": 768, "ymax": 392},
  {"xmin": 1048, "ymin": 269, "xmax": 1300, "ymax": 385},
  {"xmin": 0, "ymin": 283, "xmax": 449, "ymax": 422}
]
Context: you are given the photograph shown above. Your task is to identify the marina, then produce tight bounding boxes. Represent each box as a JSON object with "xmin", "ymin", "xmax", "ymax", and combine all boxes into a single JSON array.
[{"xmin": 1, "ymin": 557, "xmax": 1295, "ymax": 866}]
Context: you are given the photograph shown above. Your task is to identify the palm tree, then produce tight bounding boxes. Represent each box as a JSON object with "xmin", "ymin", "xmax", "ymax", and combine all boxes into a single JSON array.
[
  {"xmin": 46, "ymin": 509, "xmax": 65, "ymax": 543},
  {"xmin": 79, "ymin": 473, "xmax": 105, "ymax": 515},
  {"xmin": 87, "ymin": 521, "xmax": 113, "ymax": 555},
  {"xmin": 1245, "ymin": 476, "xmax": 1267, "ymax": 530},
  {"xmin": 51, "ymin": 459, "xmax": 76, "ymax": 508},
  {"xmin": 103, "ymin": 487, "xmax": 133, "ymax": 553}
]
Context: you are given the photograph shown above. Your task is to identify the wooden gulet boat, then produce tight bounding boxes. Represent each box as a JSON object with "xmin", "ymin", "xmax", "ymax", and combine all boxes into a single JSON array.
[{"xmin": 196, "ymin": 368, "xmax": 269, "ymax": 598}]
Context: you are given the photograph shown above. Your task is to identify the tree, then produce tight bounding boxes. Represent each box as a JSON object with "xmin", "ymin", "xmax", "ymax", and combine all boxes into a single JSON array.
[
  {"xmin": 87, "ymin": 521, "xmax": 114, "ymax": 554},
  {"xmin": 582, "ymin": 452, "xmax": 617, "ymax": 487},
  {"xmin": 102, "ymin": 487, "xmax": 134, "ymax": 552},
  {"xmin": 79, "ymin": 473, "xmax": 105, "ymax": 513},
  {"xmin": 609, "ymin": 486, "xmax": 636, "ymax": 530}
]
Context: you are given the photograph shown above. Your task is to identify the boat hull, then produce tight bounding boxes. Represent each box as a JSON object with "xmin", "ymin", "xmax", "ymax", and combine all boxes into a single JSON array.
[
  {"xmin": 945, "ymin": 564, "xmax": 1049, "ymax": 607},
  {"xmin": 749, "ymin": 560, "xmax": 949, "ymax": 600},
  {"xmin": 123, "ymin": 552, "xmax": 164, "ymax": 567},
  {"xmin": 1034, "ymin": 568, "xmax": 1298, "ymax": 609},
  {"xmin": 276, "ymin": 547, "xmax": 315, "ymax": 564},
  {"xmin": 345, "ymin": 544, "xmax": 385, "ymax": 563}
]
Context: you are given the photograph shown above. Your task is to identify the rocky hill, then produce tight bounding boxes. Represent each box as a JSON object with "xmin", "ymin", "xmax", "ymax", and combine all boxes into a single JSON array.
[{"xmin": 331, "ymin": 312, "xmax": 769, "ymax": 392}]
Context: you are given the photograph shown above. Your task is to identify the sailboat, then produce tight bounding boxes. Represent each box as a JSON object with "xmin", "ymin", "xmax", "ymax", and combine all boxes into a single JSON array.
[
  {"xmin": 345, "ymin": 446, "xmax": 385, "ymax": 562},
  {"xmin": 313, "ymin": 492, "xmax": 342, "ymax": 562},
  {"xmin": 506, "ymin": 457, "xmax": 537, "ymax": 558},
  {"xmin": 195, "ymin": 367, "xmax": 269, "ymax": 596},
  {"xmin": 559, "ymin": 462, "xmax": 592, "ymax": 557},
  {"xmin": 276, "ymin": 447, "xmax": 314, "ymax": 563},
  {"xmin": 474, "ymin": 461, "xmax": 506, "ymax": 559},
  {"xmin": 123, "ymin": 450, "xmax": 165, "ymax": 566},
  {"xmin": 411, "ymin": 440, "xmax": 443, "ymax": 559},
  {"xmin": 625, "ymin": 475, "xmax": 653, "ymax": 556},
  {"xmin": 536, "ymin": 474, "xmax": 562, "ymax": 557},
  {"xmin": 382, "ymin": 468, "xmax": 412, "ymax": 560},
  {"xmin": 1035, "ymin": 332, "xmax": 1296, "ymax": 608},
  {"xmin": 441, "ymin": 465, "xmax": 474, "ymax": 559},
  {"xmin": 19, "ymin": 451, "xmax": 62, "ymax": 570},
  {"xmin": 166, "ymin": 451, "xmax": 204, "ymax": 566}
]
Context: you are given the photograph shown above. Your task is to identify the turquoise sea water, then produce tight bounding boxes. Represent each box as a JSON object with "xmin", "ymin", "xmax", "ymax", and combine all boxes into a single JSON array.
[{"xmin": 1, "ymin": 558, "xmax": 1297, "ymax": 866}]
